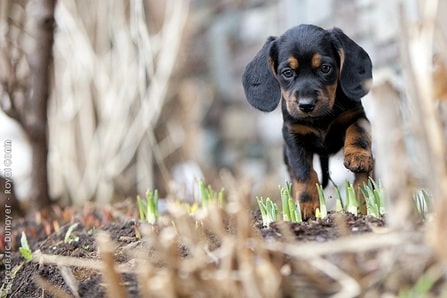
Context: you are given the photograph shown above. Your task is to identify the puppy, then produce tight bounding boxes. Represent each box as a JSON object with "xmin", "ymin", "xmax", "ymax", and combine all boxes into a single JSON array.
[{"xmin": 242, "ymin": 24, "xmax": 373, "ymax": 219}]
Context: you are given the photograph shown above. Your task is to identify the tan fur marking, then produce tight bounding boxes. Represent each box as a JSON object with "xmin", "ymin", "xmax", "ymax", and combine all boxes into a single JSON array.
[
  {"xmin": 325, "ymin": 82, "xmax": 338, "ymax": 109},
  {"xmin": 281, "ymin": 89, "xmax": 297, "ymax": 116},
  {"xmin": 344, "ymin": 118, "xmax": 373, "ymax": 215},
  {"xmin": 268, "ymin": 57, "xmax": 277, "ymax": 77},
  {"xmin": 332, "ymin": 106, "xmax": 364, "ymax": 126},
  {"xmin": 287, "ymin": 123, "xmax": 320, "ymax": 136},
  {"xmin": 344, "ymin": 119, "xmax": 373, "ymax": 174},
  {"xmin": 288, "ymin": 56, "xmax": 299, "ymax": 70},
  {"xmin": 292, "ymin": 171, "xmax": 320, "ymax": 219},
  {"xmin": 311, "ymin": 53, "xmax": 322, "ymax": 68}
]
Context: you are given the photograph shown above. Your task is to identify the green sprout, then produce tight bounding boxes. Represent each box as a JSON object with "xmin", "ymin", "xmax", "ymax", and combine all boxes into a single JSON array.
[
  {"xmin": 64, "ymin": 223, "xmax": 80, "ymax": 244},
  {"xmin": 345, "ymin": 181, "xmax": 358, "ymax": 215},
  {"xmin": 414, "ymin": 189, "xmax": 431, "ymax": 219},
  {"xmin": 256, "ymin": 196, "xmax": 279, "ymax": 226},
  {"xmin": 173, "ymin": 180, "xmax": 224, "ymax": 216},
  {"xmin": 137, "ymin": 189, "xmax": 159, "ymax": 224},
  {"xmin": 279, "ymin": 182, "xmax": 302, "ymax": 223},
  {"xmin": 316, "ymin": 183, "xmax": 328, "ymax": 219},
  {"xmin": 199, "ymin": 179, "xmax": 224, "ymax": 207},
  {"xmin": 19, "ymin": 232, "xmax": 32, "ymax": 261},
  {"xmin": 185, "ymin": 202, "xmax": 200, "ymax": 214},
  {"xmin": 398, "ymin": 268, "xmax": 437, "ymax": 298},
  {"xmin": 361, "ymin": 178, "xmax": 385, "ymax": 218},
  {"xmin": 334, "ymin": 184, "xmax": 344, "ymax": 212}
]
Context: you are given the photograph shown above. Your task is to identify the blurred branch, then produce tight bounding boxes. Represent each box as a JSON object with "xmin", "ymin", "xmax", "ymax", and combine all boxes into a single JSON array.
[
  {"xmin": 50, "ymin": 0, "xmax": 190, "ymax": 203},
  {"xmin": 0, "ymin": 1, "xmax": 26, "ymax": 123},
  {"xmin": 398, "ymin": 0, "xmax": 447, "ymax": 260},
  {"xmin": 371, "ymin": 81, "xmax": 415, "ymax": 230},
  {"xmin": 399, "ymin": 0, "xmax": 447, "ymax": 198},
  {"xmin": 113, "ymin": 0, "xmax": 190, "ymax": 191}
]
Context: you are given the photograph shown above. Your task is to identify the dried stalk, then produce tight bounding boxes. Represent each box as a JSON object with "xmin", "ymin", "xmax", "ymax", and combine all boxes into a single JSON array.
[
  {"xmin": 398, "ymin": 1, "xmax": 447, "ymax": 260},
  {"xmin": 370, "ymin": 81, "xmax": 416, "ymax": 230},
  {"xmin": 97, "ymin": 232, "xmax": 128, "ymax": 298},
  {"xmin": 50, "ymin": 0, "xmax": 190, "ymax": 203},
  {"xmin": 34, "ymin": 276, "xmax": 72, "ymax": 298}
]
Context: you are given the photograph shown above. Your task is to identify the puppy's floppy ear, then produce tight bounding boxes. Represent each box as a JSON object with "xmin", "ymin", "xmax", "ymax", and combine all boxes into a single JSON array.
[
  {"xmin": 330, "ymin": 28, "xmax": 372, "ymax": 101},
  {"xmin": 242, "ymin": 37, "xmax": 281, "ymax": 112}
]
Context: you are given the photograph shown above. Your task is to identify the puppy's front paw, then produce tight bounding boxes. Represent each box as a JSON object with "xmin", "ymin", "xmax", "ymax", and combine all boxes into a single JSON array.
[
  {"xmin": 344, "ymin": 149, "xmax": 373, "ymax": 173},
  {"xmin": 300, "ymin": 200, "xmax": 319, "ymax": 220},
  {"xmin": 292, "ymin": 173, "xmax": 320, "ymax": 220}
]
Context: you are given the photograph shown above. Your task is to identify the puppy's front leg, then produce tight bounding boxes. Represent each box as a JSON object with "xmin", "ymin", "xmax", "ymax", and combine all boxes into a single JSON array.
[
  {"xmin": 284, "ymin": 144, "xmax": 320, "ymax": 219},
  {"xmin": 344, "ymin": 118, "xmax": 374, "ymax": 212}
]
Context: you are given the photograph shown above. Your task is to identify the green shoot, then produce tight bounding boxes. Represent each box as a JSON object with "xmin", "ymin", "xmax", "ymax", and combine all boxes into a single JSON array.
[
  {"xmin": 361, "ymin": 178, "xmax": 384, "ymax": 218},
  {"xmin": 316, "ymin": 183, "xmax": 328, "ymax": 218},
  {"xmin": 345, "ymin": 181, "xmax": 358, "ymax": 215},
  {"xmin": 288, "ymin": 196, "xmax": 301, "ymax": 222},
  {"xmin": 174, "ymin": 201, "xmax": 200, "ymax": 215},
  {"xmin": 334, "ymin": 184, "xmax": 344, "ymax": 212},
  {"xmin": 280, "ymin": 183, "xmax": 290, "ymax": 221},
  {"xmin": 137, "ymin": 195, "xmax": 145, "ymax": 220},
  {"xmin": 414, "ymin": 189, "xmax": 431, "ymax": 218},
  {"xmin": 137, "ymin": 189, "xmax": 159, "ymax": 224},
  {"xmin": 171, "ymin": 180, "xmax": 224, "ymax": 216},
  {"xmin": 398, "ymin": 268, "xmax": 437, "ymax": 298},
  {"xmin": 186, "ymin": 202, "xmax": 200, "ymax": 214},
  {"xmin": 199, "ymin": 179, "xmax": 224, "ymax": 207},
  {"xmin": 64, "ymin": 223, "xmax": 80, "ymax": 244},
  {"xmin": 256, "ymin": 197, "xmax": 279, "ymax": 226},
  {"xmin": 363, "ymin": 185, "xmax": 379, "ymax": 218},
  {"xmin": 279, "ymin": 182, "xmax": 302, "ymax": 223},
  {"xmin": 19, "ymin": 232, "xmax": 32, "ymax": 261},
  {"xmin": 369, "ymin": 178, "xmax": 385, "ymax": 214}
]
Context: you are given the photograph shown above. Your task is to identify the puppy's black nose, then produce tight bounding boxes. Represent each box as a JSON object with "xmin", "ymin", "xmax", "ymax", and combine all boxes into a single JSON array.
[{"xmin": 298, "ymin": 98, "xmax": 316, "ymax": 113}]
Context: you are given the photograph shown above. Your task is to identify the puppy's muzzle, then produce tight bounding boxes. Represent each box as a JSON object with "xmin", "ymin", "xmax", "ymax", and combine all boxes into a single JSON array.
[
  {"xmin": 294, "ymin": 87, "xmax": 319, "ymax": 113},
  {"xmin": 298, "ymin": 97, "xmax": 317, "ymax": 113}
]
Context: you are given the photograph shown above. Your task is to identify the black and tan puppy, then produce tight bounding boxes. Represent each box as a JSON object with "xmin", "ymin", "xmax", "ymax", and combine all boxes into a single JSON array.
[{"xmin": 242, "ymin": 24, "xmax": 373, "ymax": 219}]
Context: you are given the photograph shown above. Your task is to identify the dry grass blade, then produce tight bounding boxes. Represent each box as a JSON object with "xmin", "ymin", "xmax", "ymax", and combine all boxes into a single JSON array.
[
  {"xmin": 96, "ymin": 232, "xmax": 128, "ymax": 298},
  {"xmin": 271, "ymin": 231, "xmax": 413, "ymax": 258},
  {"xmin": 32, "ymin": 249, "xmax": 138, "ymax": 273},
  {"xmin": 34, "ymin": 275, "xmax": 72, "ymax": 298},
  {"xmin": 32, "ymin": 250, "xmax": 104, "ymax": 270},
  {"xmin": 59, "ymin": 266, "xmax": 80, "ymax": 298},
  {"xmin": 309, "ymin": 257, "xmax": 360, "ymax": 298}
]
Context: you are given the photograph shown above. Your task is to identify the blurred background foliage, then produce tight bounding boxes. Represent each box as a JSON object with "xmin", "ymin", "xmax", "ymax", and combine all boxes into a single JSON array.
[{"xmin": 1, "ymin": 0, "xmax": 447, "ymax": 212}]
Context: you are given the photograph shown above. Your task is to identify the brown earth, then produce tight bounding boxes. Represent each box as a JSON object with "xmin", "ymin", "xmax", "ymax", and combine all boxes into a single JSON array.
[{"xmin": 0, "ymin": 199, "xmax": 443, "ymax": 298}]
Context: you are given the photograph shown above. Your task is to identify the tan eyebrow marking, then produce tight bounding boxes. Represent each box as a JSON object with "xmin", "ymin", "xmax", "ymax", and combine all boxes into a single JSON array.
[
  {"xmin": 288, "ymin": 56, "xmax": 299, "ymax": 69},
  {"xmin": 311, "ymin": 53, "xmax": 322, "ymax": 68}
]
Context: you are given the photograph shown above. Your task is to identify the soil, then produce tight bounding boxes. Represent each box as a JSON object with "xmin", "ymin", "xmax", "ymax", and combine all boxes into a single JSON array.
[{"xmin": 0, "ymin": 200, "xmax": 439, "ymax": 298}]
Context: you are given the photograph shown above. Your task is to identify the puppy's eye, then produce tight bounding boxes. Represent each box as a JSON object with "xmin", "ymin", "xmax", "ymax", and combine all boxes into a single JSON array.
[
  {"xmin": 320, "ymin": 64, "xmax": 332, "ymax": 74},
  {"xmin": 281, "ymin": 69, "xmax": 294, "ymax": 78}
]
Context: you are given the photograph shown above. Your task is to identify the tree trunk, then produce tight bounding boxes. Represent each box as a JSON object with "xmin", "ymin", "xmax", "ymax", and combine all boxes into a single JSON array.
[{"xmin": 24, "ymin": 0, "xmax": 57, "ymax": 209}]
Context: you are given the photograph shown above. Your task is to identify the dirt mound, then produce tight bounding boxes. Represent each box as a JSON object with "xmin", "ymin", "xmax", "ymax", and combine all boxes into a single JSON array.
[{"xmin": 0, "ymin": 203, "xmax": 442, "ymax": 298}]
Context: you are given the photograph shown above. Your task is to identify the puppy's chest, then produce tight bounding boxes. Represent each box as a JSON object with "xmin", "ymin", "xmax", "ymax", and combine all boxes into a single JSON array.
[
  {"xmin": 285, "ymin": 106, "xmax": 365, "ymax": 154},
  {"xmin": 287, "ymin": 123, "xmax": 339, "ymax": 151}
]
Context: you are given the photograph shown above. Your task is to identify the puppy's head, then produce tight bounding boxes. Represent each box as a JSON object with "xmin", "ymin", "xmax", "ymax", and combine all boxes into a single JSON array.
[{"xmin": 242, "ymin": 24, "xmax": 372, "ymax": 119}]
